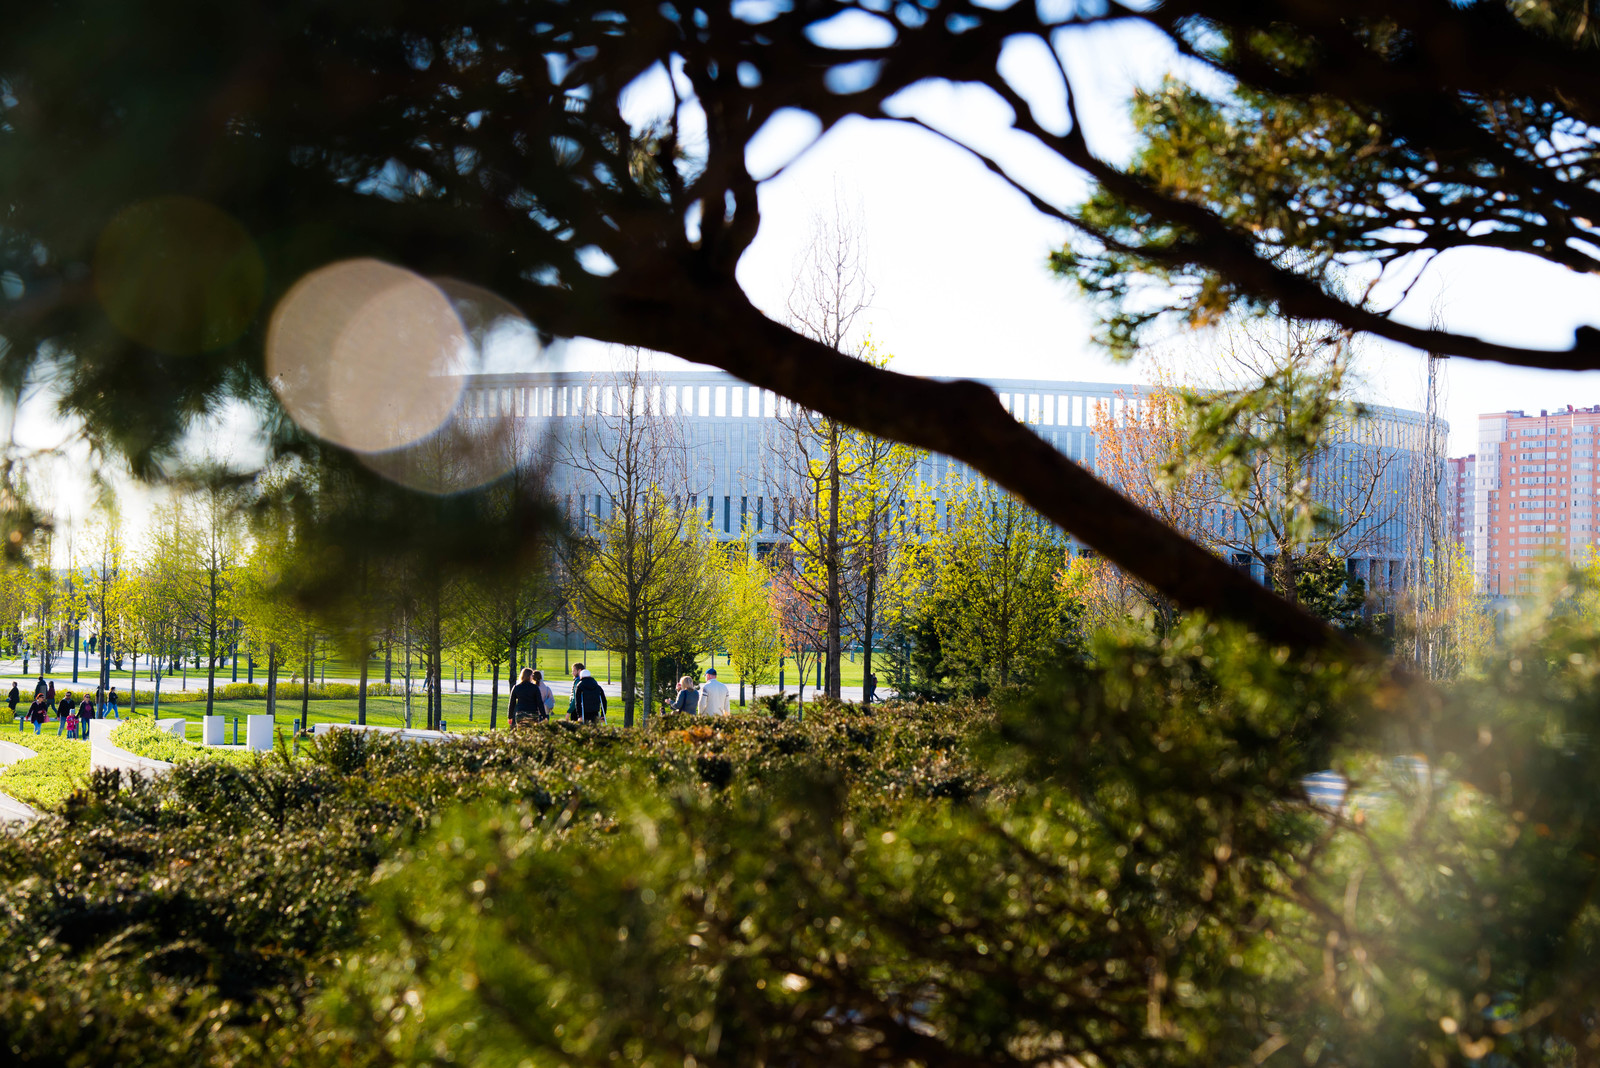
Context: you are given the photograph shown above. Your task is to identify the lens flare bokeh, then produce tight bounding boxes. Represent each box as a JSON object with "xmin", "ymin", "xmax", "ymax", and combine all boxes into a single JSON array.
[
  {"xmin": 94, "ymin": 196, "xmax": 265, "ymax": 355},
  {"xmin": 266, "ymin": 259, "xmax": 467, "ymax": 454}
]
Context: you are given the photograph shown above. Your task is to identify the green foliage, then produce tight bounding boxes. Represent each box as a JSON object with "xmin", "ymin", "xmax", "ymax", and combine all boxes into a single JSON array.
[
  {"xmin": 899, "ymin": 484, "xmax": 1083, "ymax": 697},
  {"xmin": 10, "ymin": 581, "xmax": 1600, "ymax": 1064},
  {"xmin": 109, "ymin": 719, "xmax": 258, "ymax": 767},
  {"xmin": 0, "ymin": 733, "xmax": 87, "ymax": 808}
]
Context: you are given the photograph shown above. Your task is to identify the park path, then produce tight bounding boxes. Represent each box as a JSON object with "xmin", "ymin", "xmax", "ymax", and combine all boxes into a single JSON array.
[{"xmin": 0, "ymin": 740, "xmax": 40, "ymax": 823}]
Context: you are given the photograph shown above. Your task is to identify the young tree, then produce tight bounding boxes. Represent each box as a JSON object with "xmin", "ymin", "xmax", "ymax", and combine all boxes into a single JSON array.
[
  {"xmin": 721, "ymin": 543, "xmax": 783, "ymax": 707},
  {"xmin": 561, "ymin": 360, "xmax": 718, "ymax": 727},
  {"xmin": 771, "ymin": 198, "xmax": 875, "ymax": 700},
  {"xmin": 132, "ymin": 508, "xmax": 200, "ymax": 715},
  {"xmin": 921, "ymin": 482, "xmax": 1080, "ymax": 693},
  {"xmin": 1177, "ymin": 323, "xmax": 1399, "ymax": 609},
  {"xmin": 82, "ymin": 515, "xmax": 129, "ymax": 708},
  {"xmin": 770, "ymin": 562, "xmax": 825, "ymax": 710},
  {"xmin": 172, "ymin": 479, "xmax": 245, "ymax": 717}
]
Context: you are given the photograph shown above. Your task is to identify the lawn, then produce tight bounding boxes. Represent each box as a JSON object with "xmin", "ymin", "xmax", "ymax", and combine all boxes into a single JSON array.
[{"xmin": 0, "ymin": 646, "xmax": 881, "ymax": 693}]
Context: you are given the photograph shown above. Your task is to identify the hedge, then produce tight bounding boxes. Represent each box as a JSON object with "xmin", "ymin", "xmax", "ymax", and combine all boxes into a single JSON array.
[{"xmin": 110, "ymin": 719, "xmax": 262, "ymax": 767}]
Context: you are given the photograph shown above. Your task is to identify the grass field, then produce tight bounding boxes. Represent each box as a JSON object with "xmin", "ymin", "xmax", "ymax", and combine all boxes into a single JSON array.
[{"xmin": 0, "ymin": 646, "xmax": 880, "ymax": 693}]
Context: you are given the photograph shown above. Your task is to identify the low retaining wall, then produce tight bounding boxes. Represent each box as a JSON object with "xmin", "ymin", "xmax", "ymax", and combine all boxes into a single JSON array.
[
  {"xmin": 89, "ymin": 720, "xmax": 175, "ymax": 779},
  {"xmin": 311, "ymin": 723, "xmax": 449, "ymax": 745}
]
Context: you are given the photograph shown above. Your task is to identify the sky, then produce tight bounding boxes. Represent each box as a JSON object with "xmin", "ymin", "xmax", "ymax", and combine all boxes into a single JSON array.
[
  {"xmin": 538, "ymin": 18, "xmax": 1600, "ymax": 460},
  {"xmin": 30, "ymin": 17, "xmax": 1600, "ymax": 553}
]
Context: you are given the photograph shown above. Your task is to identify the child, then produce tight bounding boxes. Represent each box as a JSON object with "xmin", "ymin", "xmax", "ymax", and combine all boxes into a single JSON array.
[{"xmin": 65, "ymin": 708, "xmax": 79, "ymax": 739}]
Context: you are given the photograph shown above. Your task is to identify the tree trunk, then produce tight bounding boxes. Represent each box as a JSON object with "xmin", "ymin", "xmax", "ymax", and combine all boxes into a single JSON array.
[
  {"xmin": 641, "ymin": 624, "xmax": 653, "ymax": 731},
  {"xmin": 622, "ymin": 636, "xmax": 636, "ymax": 727},
  {"xmin": 825, "ymin": 422, "xmax": 842, "ymax": 700},
  {"xmin": 862, "ymin": 513, "xmax": 878, "ymax": 697},
  {"xmin": 129, "ymin": 642, "xmax": 138, "ymax": 713},
  {"xmin": 489, "ymin": 661, "xmax": 500, "ymax": 730},
  {"xmin": 358, "ymin": 644, "xmax": 369, "ymax": 726},
  {"xmin": 266, "ymin": 644, "xmax": 278, "ymax": 720},
  {"xmin": 205, "ymin": 616, "xmax": 218, "ymax": 718},
  {"xmin": 300, "ymin": 634, "xmax": 312, "ymax": 731},
  {"xmin": 71, "ymin": 623, "xmax": 79, "ymax": 684},
  {"xmin": 384, "ymin": 640, "xmax": 392, "ymax": 685},
  {"xmin": 429, "ymin": 589, "xmax": 443, "ymax": 731}
]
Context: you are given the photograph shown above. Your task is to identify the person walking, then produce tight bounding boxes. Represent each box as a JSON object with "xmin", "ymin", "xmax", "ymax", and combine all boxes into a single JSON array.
[
  {"xmin": 46, "ymin": 679, "xmax": 55, "ymax": 707},
  {"xmin": 571, "ymin": 664, "xmax": 607, "ymax": 724},
  {"xmin": 33, "ymin": 675, "xmax": 45, "ymax": 698},
  {"xmin": 508, "ymin": 668, "xmax": 545, "ymax": 727},
  {"xmin": 566, "ymin": 662, "xmax": 585, "ymax": 718},
  {"xmin": 28, "ymin": 693, "xmax": 47, "ymax": 735},
  {"xmin": 6, "ymin": 681, "xmax": 16, "ymax": 727},
  {"xmin": 534, "ymin": 670, "xmax": 555, "ymax": 719},
  {"xmin": 699, "ymin": 668, "xmax": 730, "ymax": 716},
  {"xmin": 863, "ymin": 672, "xmax": 878, "ymax": 704},
  {"xmin": 78, "ymin": 692, "xmax": 95, "ymax": 740},
  {"xmin": 107, "ymin": 686, "xmax": 119, "ymax": 719},
  {"xmin": 664, "ymin": 675, "xmax": 699, "ymax": 715},
  {"xmin": 56, "ymin": 691, "xmax": 72, "ymax": 737}
]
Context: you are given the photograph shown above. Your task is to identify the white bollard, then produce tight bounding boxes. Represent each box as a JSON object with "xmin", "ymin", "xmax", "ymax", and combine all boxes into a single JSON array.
[
  {"xmin": 245, "ymin": 714, "xmax": 275, "ymax": 752},
  {"xmin": 202, "ymin": 715, "xmax": 225, "ymax": 746}
]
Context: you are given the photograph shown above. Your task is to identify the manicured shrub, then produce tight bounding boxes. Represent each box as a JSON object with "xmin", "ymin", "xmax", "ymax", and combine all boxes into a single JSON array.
[{"xmin": 110, "ymin": 719, "xmax": 260, "ymax": 767}]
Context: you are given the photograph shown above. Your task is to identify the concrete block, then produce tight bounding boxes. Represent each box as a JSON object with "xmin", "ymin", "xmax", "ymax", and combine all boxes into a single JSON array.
[
  {"xmin": 246, "ymin": 714, "xmax": 275, "ymax": 752},
  {"xmin": 155, "ymin": 718, "xmax": 187, "ymax": 741},
  {"xmin": 202, "ymin": 715, "xmax": 225, "ymax": 746}
]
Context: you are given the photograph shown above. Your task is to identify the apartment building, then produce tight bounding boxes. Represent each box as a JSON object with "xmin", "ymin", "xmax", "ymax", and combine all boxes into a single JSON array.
[
  {"xmin": 1446, "ymin": 454, "xmax": 1476, "ymax": 564},
  {"xmin": 1474, "ymin": 407, "xmax": 1600, "ymax": 595}
]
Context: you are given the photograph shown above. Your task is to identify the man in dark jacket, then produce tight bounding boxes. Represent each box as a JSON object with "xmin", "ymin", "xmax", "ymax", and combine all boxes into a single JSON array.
[{"xmin": 571, "ymin": 668, "xmax": 607, "ymax": 724}]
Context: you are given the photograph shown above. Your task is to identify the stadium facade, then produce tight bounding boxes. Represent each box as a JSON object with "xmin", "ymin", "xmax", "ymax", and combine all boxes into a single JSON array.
[{"xmin": 464, "ymin": 368, "xmax": 1443, "ymax": 594}]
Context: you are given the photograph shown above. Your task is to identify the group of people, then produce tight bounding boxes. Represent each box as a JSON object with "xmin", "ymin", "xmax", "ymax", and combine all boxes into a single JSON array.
[
  {"xmin": 505, "ymin": 662, "xmax": 607, "ymax": 726},
  {"xmin": 8, "ymin": 677, "xmax": 121, "ymax": 738},
  {"xmin": 503, "ymin": 662, "xmax": 733, "ymax": 726}
]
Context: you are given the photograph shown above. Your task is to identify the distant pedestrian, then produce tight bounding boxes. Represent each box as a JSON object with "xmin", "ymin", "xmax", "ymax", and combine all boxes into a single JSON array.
[
  {"xmin": 699, "ymin": 668, "xmax": 730, "ymax": 716},
  {"xmin": 33, "ymin": 675, "xmax": 45, "ymax": 698},
  {"xmin": 6, "ymin": 681, "xmax": 16, "ymax": 718},
  {"xmin": 107, "ymin": 686, "xmax": 119, "ymax": 718},
  {"xmin": 570, "ymin": 665, "xmax": 607, "ymax": 724},
  {"xmin": 47, "ymin": 680, "xmax": 55, "ymax": 706},
  {"xmin": 665, "ymin": 675, "xmax": 699, "ymax": 715},
  {"xmin": 27, "ymin": 694, "xmax": 46, "ymax": 735},
  {"xmin": 508, "ymin": 668, "xmax": 545, "ymax": 727},
  {"xmin": 863, "ymin": 672, "xmax": 878, "ymax": 704},
  {"xmin": 56, "ymin": 693, "xmax": 72, "ymax": 737},
  {"xmin": 79, "ymin": 693, "xmax": 94, "ymax": 737}
]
